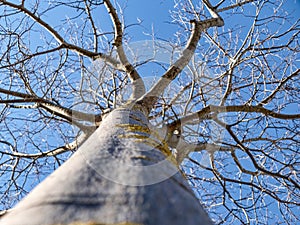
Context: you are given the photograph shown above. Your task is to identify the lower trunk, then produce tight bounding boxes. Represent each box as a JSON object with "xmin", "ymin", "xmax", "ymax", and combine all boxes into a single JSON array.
[{"xmin": 0, "ymin": 107, "xmax": 213, "ymax": 225}]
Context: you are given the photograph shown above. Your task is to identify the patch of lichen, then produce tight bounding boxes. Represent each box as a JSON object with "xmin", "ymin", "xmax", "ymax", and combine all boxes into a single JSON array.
[
  {"xmin": 117, "ymin": 124, "xmax": 177, "ymax": 165},
  {"xmin": 116, "ymin": 124, "xmax": 150, "ymax": 134}
]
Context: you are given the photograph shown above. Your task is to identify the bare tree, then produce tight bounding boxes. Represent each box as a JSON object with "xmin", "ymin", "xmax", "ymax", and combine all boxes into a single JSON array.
[{"xmin": 0, "ymin": 0, "xmax": 299, "ymax": 224}]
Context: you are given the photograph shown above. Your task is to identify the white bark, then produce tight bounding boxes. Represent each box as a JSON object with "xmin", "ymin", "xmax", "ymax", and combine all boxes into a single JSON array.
[{"xmin": 0, "ymin": 107, "xmax": 213, "ymax": 225}]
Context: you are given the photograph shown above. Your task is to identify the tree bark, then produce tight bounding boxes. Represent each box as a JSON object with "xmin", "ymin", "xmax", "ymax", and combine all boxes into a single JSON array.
[{"xmin": 0, "ymin": 106, "xmax": 213, "ymax": 225}]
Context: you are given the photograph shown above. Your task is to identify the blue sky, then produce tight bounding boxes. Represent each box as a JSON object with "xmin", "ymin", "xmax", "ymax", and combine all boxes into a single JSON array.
[
  {"xmin": 0, "ymin": 0, "xmax": 299, "ymax": 223},
  {"xmin": 121, "ymin": 0, "xmax": 300, "ymax": 41},
  {"xmin": 116, "ymin": 1, "xmax": 300, "ymax": 224}
]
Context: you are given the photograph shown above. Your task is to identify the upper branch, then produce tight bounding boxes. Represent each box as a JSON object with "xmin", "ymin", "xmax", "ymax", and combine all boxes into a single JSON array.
[
  {"xmin": 103, "ymin": 0, "xmax": 145, "ymax": 99},
  {"xmin": 168, "ymin": 104, "xmax": 300, "ymax": 131},
  {"xmin": 223, "ymin": 124, "xmax": 300, "ymax": 190},
  {"xmin": 138, "ymin": 0, "xmax": 224, "ymax": 112},
  {"xmin": 39, "ymin": 102, "xmax": 102, "ymax": 125},
  {"xmin": 0, "ymin": 0, "xmax": 122, "ymax": 69},
  {"xmin": 168, "ymin": 136, "xmax": 233, "ymax": 163},
  {"xmin": 217, "ymin": 0, "xmax": 257, "ymax": 13},
  {"xmin": 0, "ymin": 132, "xmax": 88, "ymax": 159},
  {"xmin": 260, "ymin": 68, "xmax": 300, "ymax": 105},
  {"xmin": 0, "ymin": 88, "xmax": 102, "ymax": 129}
]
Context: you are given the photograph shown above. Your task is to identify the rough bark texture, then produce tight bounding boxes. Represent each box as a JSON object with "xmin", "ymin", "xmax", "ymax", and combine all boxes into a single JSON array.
[{"xmin": 0, "ymin": 107, "xmax": 213, "ymax": 225}]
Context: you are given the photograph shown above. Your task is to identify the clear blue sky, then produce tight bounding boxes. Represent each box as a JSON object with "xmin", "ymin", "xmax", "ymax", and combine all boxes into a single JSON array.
[
  {"xmin": 121, "ymin": 0, "xmax": 300, "ymax": 41},
  {"xmin": 117, "ymin": 1, "xmax": 300, "ymax": 224},
  {"xmin": 1, "ymin": 0, "xmax": 299, "ymax": 223}
]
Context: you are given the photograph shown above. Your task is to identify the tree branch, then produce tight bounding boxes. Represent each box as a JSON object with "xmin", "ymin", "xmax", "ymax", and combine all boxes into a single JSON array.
[
  {"xmin": 260, "ymin": 68, "xmax": 300, "ymax": 105},
  {"xmin": 0, "ymin": 88, "xmax": 103, "ymax": 126},
  {"xmin": 103, "ymin": 0, "xmax": 145, "ymax": 99},
  {"xmin": 217, "ymin": 0, "xmax": 257, "ymax": 12},
  {"xmin": 1, "ymin": 0, "xmax": 122, "ymax": 69},
  {"xmin": 39, "ymin": 102, "xmax": 102, "ymax": 125},
  {"xmin": 223, "ymin": 124, "xmax": 300, "ymax": 190},
  {"xmin": 167, "ymin": 136, "xmax": 233, "ymax": 163},
  {"xmin": 0, "ymin": 209, "xmax": 11, "ymax": 218},
  {"xmin": 171, "ymin": 104, "xmax": 300, "ymax": 129},
  {"xmin": 188, "ymin": 157, "xmax": 300, "ymax": 206},
  {"xmin": 139, "ymin": 0, "xmax": 224, "ymax": 111},
  {"xmin": 0, "ymin": 132, "xmax": 88, "ymax": 159}
]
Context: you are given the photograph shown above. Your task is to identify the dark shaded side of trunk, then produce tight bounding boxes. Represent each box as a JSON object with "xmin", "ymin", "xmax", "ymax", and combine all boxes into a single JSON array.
[{"xmin": 0, "ymin": 107, "xmax": 213, "ymax": 225}]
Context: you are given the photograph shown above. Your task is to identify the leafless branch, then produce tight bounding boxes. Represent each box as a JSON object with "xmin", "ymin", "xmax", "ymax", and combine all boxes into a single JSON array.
[
  {"xmin": 0, "ymin": 0, "xmax": 122, "ymax": 69},
  {"xmin": 103, "ymin": 0, "xmax": 145, "ymax": 99},
  {"xmin": 140, "ymin": 0, "xmax": 224, "ymax": 111},
  {"xmin": 0, "ymin": 88, "xmax": 102, "ymax": 126},
  {"xmin": 217, "ymin": 0, "xmax": 257, "ymax": 12},
  {"xmin": 170, "ymin": 104, "xmax": 300, "ymax": 130},
  {"xmin": 0, "ymin": 132, "xmax": 87, "ymax": 159}
]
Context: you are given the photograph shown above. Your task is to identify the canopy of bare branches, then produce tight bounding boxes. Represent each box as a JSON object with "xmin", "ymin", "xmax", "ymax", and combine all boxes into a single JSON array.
[{"xmin": 0, "ymin": 0, "xmax": 299, "ymax": 224}]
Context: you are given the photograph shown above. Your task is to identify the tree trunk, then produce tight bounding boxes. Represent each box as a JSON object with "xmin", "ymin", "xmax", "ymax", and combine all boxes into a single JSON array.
[{"xmin": 0, "ymin": 107, "xmax": 213, "ymax": 225}]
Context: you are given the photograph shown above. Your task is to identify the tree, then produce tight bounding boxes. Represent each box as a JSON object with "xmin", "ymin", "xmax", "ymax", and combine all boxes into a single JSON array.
[{"xmin": 0, "ymin": 0, "xmax": 299, "ymax": 224}]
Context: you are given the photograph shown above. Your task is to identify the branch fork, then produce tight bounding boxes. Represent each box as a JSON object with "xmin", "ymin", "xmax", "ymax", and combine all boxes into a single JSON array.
[{"xmin": 138, "ymin": 0, "xmax": 224, "ymax": 112}]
